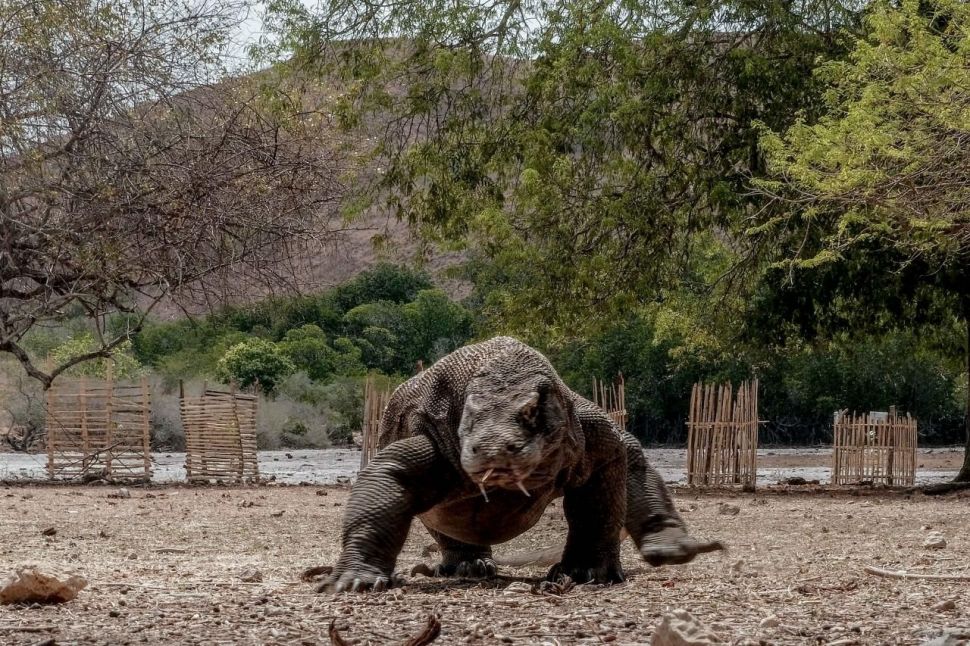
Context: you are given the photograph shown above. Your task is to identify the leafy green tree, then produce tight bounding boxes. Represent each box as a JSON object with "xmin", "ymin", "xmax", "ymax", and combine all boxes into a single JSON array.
[
  {"xmin": 264, "ymin": 0, "xmax": 859, "ymax": 337},
  {"xmin": 758, "ymin": 0, "xmax": 970, "ymax": 480},
  {"xmin": 331, "ymin": 338, "xmax": 367, "ymax": 376},
  {"xmin": 328, "ymin": 264, "xmax": 434, "ymax": 313},
  {"xmin": 50, "ymin": 333, "xmax": 145, "ymax": 381},
  {"xmin": 402, "ymin": 289, "xmax": 473, "ymax": 364},
  {"xmin": 216, "ymin": 338, "xmax": 295, "ymax": 393},
  {"xmin": 278, "ymin": 325, "xmax": 342, "ymax": 381}
]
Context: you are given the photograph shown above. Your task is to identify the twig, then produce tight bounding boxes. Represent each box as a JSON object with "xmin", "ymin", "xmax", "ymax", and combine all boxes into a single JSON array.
[
  {"xmin": 403, "ymin": 614, "xmax": 442, "ymax": 646},
  {"xmin": 329, "ymin": 619, "xmax": 350, "ymax": 646},
  {"xmin": 864, "ymin": 565, "xmax": 970, "ymax": 581}
]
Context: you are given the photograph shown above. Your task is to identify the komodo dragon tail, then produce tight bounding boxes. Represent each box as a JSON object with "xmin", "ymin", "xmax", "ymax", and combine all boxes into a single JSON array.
[
  {"xmin": 492, "ymin": 529, "xmax": 725, "ymax": 568},
  {"xmin": 493, "ymin": 530, "xmax": 630, "ymax": 568},
  {"xmin": 493, "ymin": 544, "xmax": 565, "ymax": 567}
]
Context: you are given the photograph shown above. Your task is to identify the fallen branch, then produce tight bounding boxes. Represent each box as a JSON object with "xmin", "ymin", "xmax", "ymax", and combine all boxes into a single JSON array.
[
  {"xmin": 329, "ymin": 619, "xmax": 350, "ymax": 646},
  {"xmin": 329, "ymin": 614, "xmax": 442, "ymax": 646},
  {"xmin": 864, "ymin": 565, "xmax": 970, "ymax": 581},
  {"xmin": 403, "ymin": 614, "xmax": 442, "ymax": 646}
]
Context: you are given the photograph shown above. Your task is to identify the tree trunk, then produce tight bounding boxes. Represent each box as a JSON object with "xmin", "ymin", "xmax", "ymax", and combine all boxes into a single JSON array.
[{"xmin": 956, "ymin": 309, "xmax": 970, "ymax": 482}]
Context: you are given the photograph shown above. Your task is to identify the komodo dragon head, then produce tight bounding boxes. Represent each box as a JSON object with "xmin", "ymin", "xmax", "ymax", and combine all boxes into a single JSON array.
[{"xmin": 456, "ymin": 352, "xmax": 575, "ymax": 498}]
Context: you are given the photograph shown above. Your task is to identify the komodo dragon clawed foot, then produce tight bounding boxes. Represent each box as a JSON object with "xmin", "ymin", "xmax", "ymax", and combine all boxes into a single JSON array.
[
  {"xmin": 317, "ymin": 565, "xmax": 403, "ymax": 593},
  {"xmin": 638, "ymin": 526, "xmax": 726, "ymax": 567},
  {"xmin": 546, "ymin": 558, "xmax": 625, "ymax": 585},
  {"xmin": 411, "ymin": 556, "xmax": 498, "ymax": 579}
]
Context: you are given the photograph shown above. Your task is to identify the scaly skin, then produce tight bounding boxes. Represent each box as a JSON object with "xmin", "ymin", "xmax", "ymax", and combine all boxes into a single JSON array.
[{"xmin": 320, "ymin": 337, "xmax": 723, "ymax": 593}]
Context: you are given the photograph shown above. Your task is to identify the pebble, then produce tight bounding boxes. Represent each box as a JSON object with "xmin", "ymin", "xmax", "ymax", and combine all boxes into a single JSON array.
[
  {"xmin": 923, "ymin": 533, "xmax": 947, "ymax": 550},
  {"xmin": 931, "ymin": 599, "xmax": 956, "ymax": 612},
  {"xmin": 240, "ymin": 569, "xmax": 263, "ymax": 583},
  {"xmin": 651, "ymin": 608, "xmax": 723, "ymax": 645},
  {"xmin": 759, "ymin": 615, "xmax": 780, "ymax": 628},
  {"xmin": 717, "ymin": 503, "xmax": 740, "ymax": 516}
]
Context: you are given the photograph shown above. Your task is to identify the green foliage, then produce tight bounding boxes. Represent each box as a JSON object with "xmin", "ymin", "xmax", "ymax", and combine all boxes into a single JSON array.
[
  {"xmin": 755, "ymin": 0, "xmax": 970, "ymax": 475},
  {"xmin": 758, "ymin": 0, "xmax": 969, "ymax": 280},
  {"xmin": 49, "ymin": 333, "xmax": 145, "ymax": 381},
  {"xmin": 402, "ymin": 289, "xmax": 473, "ymax": 363},
  {"xmin": 328, "ymin": 263, "xmax": 434, "ymax": 312},
  {"xmin": 263, "ymin": 0, "xmax": 860, "ymax": 336},
  {"xmin": 216, "ymin": 338, "xmax": 295, "ymax": 393},
  {"xmin": 278, "ymin": 325, "xmax": 341, "ymax": 381},
  {"xmin": 555, "ymin": 313, "xmax": 749, "ymax": 443}
]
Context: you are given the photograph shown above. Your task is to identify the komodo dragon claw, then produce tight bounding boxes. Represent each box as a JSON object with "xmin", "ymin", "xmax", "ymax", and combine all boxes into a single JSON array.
[{"xmin": 639, "ymin": 526, "xmax": 726, "ymax": 567}]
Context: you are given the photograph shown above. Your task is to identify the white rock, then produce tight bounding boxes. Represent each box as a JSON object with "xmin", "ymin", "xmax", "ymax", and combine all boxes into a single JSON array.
[
  {"xmin": 651, "ymin": 609, "xmax": 723, "ymax": 645},
  {"xmin": 717, "ymin": 503, "xmax": 740, "ymax": 516},
  {"xmin": 0, "ymin": 564, "xmax": 87, "ymax": 605},
  {"xmin": 759, "ymin": 615, "xmax": 780, "ymax": 628},
  {"xmin": 239, "ymin": 569, "xmax": 263, "ymax": 583},
  {"xmin": 923, "ymin": 533, "xmax": 947, "ymax": 550}
]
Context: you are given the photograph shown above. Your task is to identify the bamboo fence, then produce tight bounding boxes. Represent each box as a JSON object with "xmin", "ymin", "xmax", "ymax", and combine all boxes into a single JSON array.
[
  {"xmin": 832, "ymin": 409, "xmax": 917, "ymax": 486},
  {"xmin": 686, "ymin": 379, "xmax": 759, "ymax": 488},
  {"xmin": 359, "ymin": 377, "xmax": 393, "ymax": 470},
  {"xmin": 180, "ymin": 383, "xmax": 259, "ymax": 483},
  {"xmin": 45, "ymin": 367, "xmax": 152, "ymax": 482},
  {"xmin": 591, "ymin": 374, "xmax": 628, "ymax": 431}
]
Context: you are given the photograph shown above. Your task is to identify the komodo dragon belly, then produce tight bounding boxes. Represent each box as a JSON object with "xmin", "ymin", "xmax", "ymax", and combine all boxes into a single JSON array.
[{"xmin": 419, "ymin": 486, "xmax": 560, "ymax": 545}]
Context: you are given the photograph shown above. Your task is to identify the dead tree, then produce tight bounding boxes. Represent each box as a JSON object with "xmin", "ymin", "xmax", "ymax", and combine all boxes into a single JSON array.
[{"xmin": 0, "ymin": 0, "xmax": 347, "ymax": 388}]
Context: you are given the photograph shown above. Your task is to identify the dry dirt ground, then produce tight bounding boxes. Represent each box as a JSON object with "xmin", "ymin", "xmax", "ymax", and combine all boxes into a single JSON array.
[{"xmin": 1, "ymin": 484, "xmax": 968, "ymax": 645}]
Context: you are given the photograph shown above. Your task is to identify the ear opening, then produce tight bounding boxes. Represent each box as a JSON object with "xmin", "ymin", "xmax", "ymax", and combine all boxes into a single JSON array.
[
  {"xmin": 518, "ymin": 391, "xmax": 540, "ymax": 428},
  {"xmin": 541, "ymin": 387, "xmax": 568, "ymax": 432}
]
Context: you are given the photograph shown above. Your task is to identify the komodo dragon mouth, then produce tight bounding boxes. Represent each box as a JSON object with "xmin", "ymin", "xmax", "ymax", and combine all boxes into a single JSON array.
[{"xmin": 469, "ymin": 467, "xmax": 532, "ymax": 501}]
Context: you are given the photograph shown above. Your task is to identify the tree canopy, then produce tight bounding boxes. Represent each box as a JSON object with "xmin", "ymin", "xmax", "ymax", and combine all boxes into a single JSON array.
[
  {"xmin": 757, "ymin": 0, "xmax": 970, "ymax": 479},
  {"xmin": 262, "ymin": 0, "xmax": 861, "ymax": 338}
]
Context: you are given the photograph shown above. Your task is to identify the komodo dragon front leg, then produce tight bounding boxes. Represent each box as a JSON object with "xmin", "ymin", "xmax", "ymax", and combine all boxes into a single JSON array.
[
  {"xmin": 547, "ymin": 447, "xmax": 627, "ymax": 584},
  {"xmin": 621, "ymin": 431, "xmax": 724, "ymax": 565},
  {"xmin": 319, "ymin": 434, "xmax": 459, "ymax": 593}
]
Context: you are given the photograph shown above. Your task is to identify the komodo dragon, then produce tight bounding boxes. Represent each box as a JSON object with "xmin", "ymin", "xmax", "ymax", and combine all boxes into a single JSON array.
[{"xmin": 320, "ymin": 336, "xmax": 723, "ymax": 592}]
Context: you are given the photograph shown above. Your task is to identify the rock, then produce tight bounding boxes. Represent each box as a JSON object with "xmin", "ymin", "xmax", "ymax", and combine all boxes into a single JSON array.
[
  {"xmin": 922, "ymin": 628, "xmax": 970, "ymax": 646},
  {"xmin": 240, "ymin": 569, "xmax": 263, "ymax": 583},
  {"xmin": 759, "ymin": 615, "xmax": 780, "ymax": 628},
  {"xmin": 783, "ymin": 477, "xmax": 808, "ymax": 485},
  {"xmin": 107, "ymin": 488, "xmax": 130, "ymax": 499},
  {"xmin": 651, "ymin": 609, "xmax": 723, "ymax": 645},
  {"xmin": 41, "ymin": 527, "xmax": 57, "ymax": 537},
  {"xmin": 932, "ymin": 600, "xmax": 956, "ymax": 612},
  {"xmin": 923, "ymin": 533, "xmax": 947, "ymax": 550},
  {"xmin": 0, "ymin": 564, "xmax": 87, "ymax": 605},
  {"xmin": 717, "ymin": 503, "xmax": 740, "ymax": 516}
]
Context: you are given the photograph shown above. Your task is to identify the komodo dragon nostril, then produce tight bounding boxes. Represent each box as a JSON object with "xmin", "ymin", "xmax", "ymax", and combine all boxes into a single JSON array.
[{"xmin": 506, "ymin": 442, "xmax": 523, "ymax": 454}]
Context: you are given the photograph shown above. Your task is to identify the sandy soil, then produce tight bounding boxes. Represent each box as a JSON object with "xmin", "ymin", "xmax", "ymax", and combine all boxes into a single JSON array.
[{"xmin": 1, "ymin": 484, "xmax": 968, "ymax": 645}]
